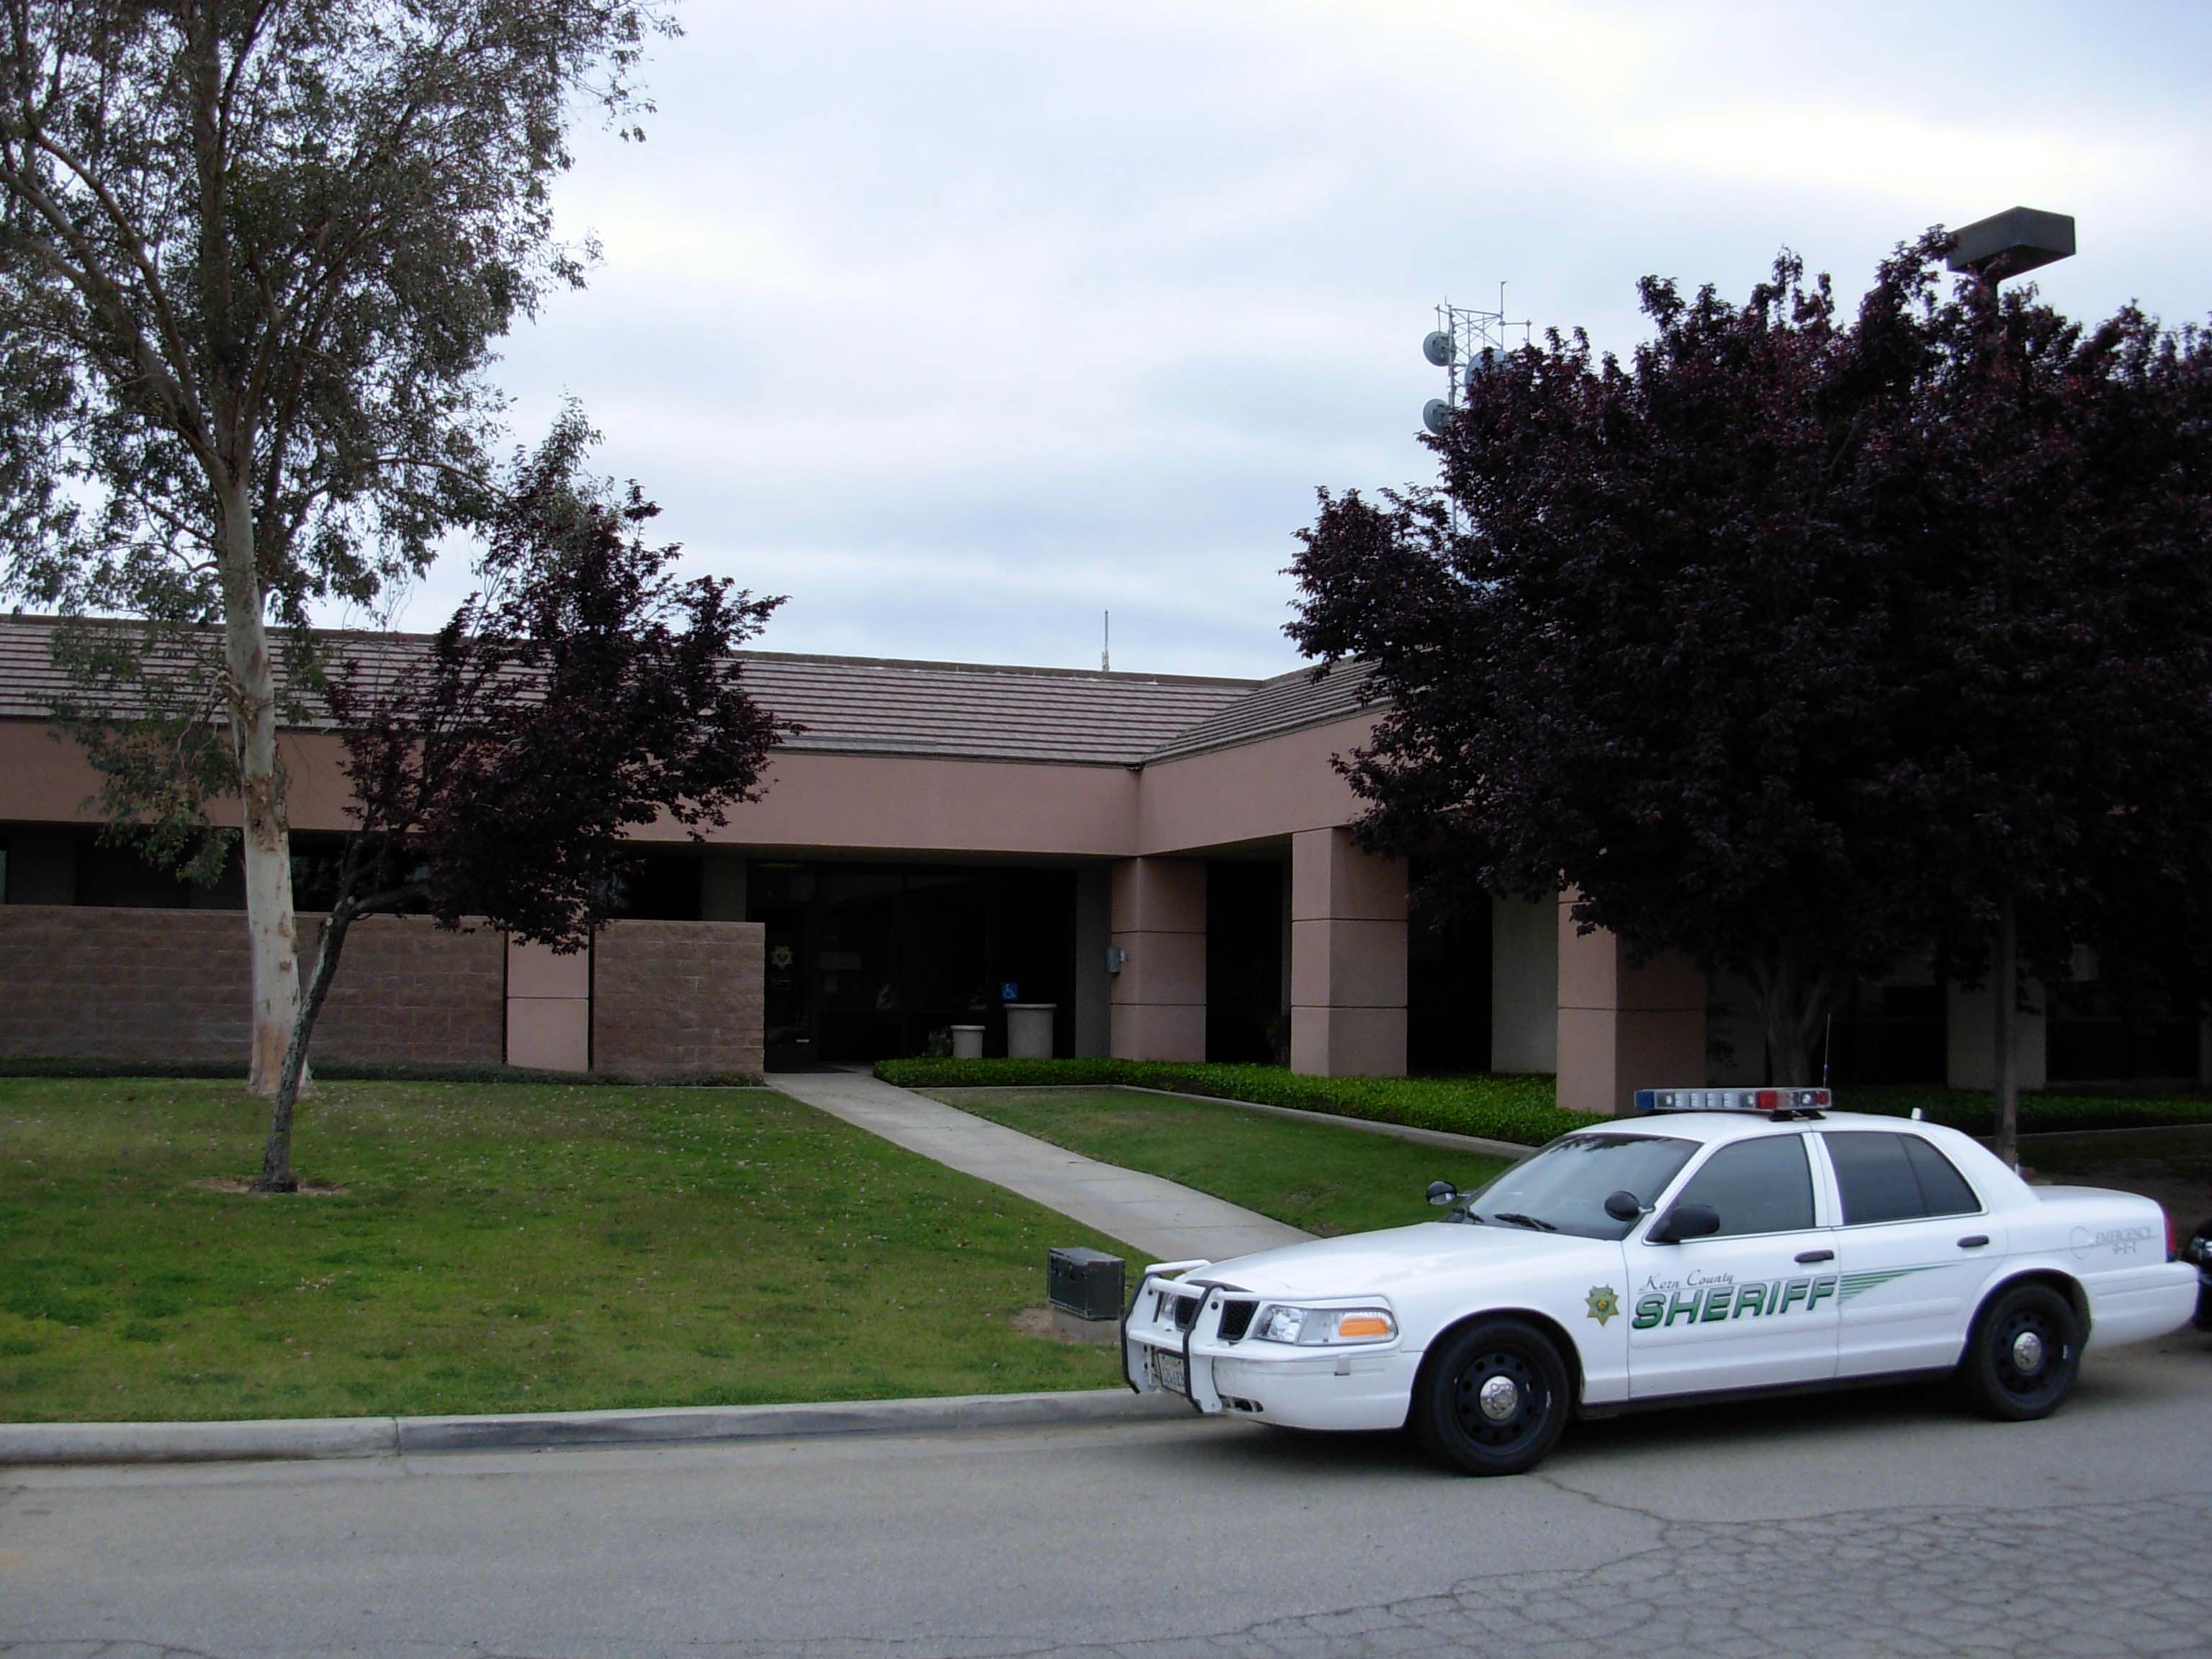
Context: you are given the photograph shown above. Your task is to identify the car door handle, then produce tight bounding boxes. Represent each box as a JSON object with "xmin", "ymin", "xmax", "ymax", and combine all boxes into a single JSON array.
[
  {"xmin": 1794, "ymin": 1249, "xmax": 1834, "ymax": 1264},
  {"xmin": 1958, "ymin": 1235, "xmax": 1990, "ymax": 1249}
]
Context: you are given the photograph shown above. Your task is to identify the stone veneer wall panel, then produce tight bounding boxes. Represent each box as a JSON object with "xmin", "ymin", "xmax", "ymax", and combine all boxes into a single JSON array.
[
  {"xmin": 0, "ymin": 905, "xmax": 504, "ymax": 1067},
  {"xmin": 589, "ymin": 920, "xmax": 765, "ymax": 1082},
  {"xmin": 302, "ymin": 916, "xmax": 505, "ymax": 1066}
]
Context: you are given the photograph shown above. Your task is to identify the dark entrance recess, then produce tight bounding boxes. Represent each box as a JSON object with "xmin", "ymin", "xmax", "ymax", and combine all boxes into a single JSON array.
[
  {"xmin": 2046, "ymin": 941, "xmax": 2203, "ymax": 1085},
  {"xmin": 1205, "ymin": 860, "xmax": 1285, "ymax": 1063},
  {"xmin": 750, "ymin": 863, "xmax": 1076, "ymax": 1068},
  {"xmin": 1407, "ymin": 879, "xmax": 1490, "ymax": 1074},
  {"xmin": 1826, "ymin": 969, "xmax": 1947, "ymax": 1086}
]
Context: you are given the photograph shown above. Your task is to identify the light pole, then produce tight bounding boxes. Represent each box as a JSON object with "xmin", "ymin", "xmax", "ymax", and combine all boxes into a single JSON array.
[{"xmin": 1943, "ymin": 206, "xmax": 2075, "ymax": 1170}]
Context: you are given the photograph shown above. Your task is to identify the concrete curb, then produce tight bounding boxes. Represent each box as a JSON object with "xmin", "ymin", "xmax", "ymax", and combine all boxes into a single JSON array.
[
  {"xmin": 0, "ymin": 1388, "xmax": 1188, "ymax": 1467},
  {"xmin": 0, "ymin": 1415, "xmax": 401, "ymax": 1465}
]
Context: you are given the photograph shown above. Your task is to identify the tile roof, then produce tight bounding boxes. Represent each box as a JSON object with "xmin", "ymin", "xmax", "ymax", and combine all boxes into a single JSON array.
[
  {"xmin": 1141, "ymin": 660, "xmax": 1380, "ymax": 763},
  {"xmin": 734, "ymin": 651, "xmax": 1257, "ymax": 764},
  {"xmin": 3, "ymin": 615, "xmax": 1370, "ymax": 767}
]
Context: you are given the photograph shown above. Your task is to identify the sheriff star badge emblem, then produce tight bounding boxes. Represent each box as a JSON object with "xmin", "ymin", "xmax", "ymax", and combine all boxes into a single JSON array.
[{"xmin": 1585, "ymin": 1285, "xmax": 1621, "ymax": 1326}]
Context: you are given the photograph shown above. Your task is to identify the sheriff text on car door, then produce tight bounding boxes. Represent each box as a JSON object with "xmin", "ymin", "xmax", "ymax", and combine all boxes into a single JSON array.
[{"xmin": 1627, "ymin": 1132, "xmax": 1843, "ymax": 1397}]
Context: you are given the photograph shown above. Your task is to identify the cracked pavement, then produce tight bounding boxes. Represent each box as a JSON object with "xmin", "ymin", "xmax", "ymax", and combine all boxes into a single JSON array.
[{"xmin": 6, "ymin": 1332, "xmax": 2210, "ymax": 1658}]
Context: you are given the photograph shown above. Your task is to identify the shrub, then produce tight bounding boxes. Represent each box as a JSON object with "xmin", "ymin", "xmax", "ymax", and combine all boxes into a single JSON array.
[
  {"xmin": 875, "ymin": 1058, "xmax": 1581, "ymax": 1146},
  {"xmin": 874, "ymin": 1060, "xmax": 2212, "ymax": 1144}
]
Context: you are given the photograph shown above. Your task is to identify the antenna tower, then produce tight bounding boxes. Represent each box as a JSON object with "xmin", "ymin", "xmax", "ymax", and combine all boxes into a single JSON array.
[{"xmin": 1420, "ymin": 282, "xmax": 1533, "ymax": 438}]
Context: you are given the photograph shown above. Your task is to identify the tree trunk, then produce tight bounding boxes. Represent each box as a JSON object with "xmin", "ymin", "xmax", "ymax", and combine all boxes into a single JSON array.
[
  {"xmin": 255, "ymin": 902, "xmax": 354, "ymax": 1192},
  {"xmin": 1755, "ymin": 946, "xmax": 1839, "ymax": 1087},
  {"xmin": 215, "ymin": 477, "xmax": 306, "ymax": 1100},
  {"xmin": 1993, "ymin": 897, "xmax": 2019, "ymax": 1169}
]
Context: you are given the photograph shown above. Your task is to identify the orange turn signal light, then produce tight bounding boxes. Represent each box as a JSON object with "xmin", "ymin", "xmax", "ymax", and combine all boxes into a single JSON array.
[{"xmin": 1336, "ymin": 1313, "xmax": 1392, "ymax": 1339}]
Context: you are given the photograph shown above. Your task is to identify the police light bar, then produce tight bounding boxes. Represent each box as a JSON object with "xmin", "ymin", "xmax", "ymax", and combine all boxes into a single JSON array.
[{"xmin": 1634, "ymin": 1087, "xmax": 1832, "ymax": 1114}]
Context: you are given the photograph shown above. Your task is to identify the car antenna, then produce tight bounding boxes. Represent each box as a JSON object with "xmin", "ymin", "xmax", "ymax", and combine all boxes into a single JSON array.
[{"xmin": 1822, "ymin": 1012, "xmax": 1833, "ymax": 1092}]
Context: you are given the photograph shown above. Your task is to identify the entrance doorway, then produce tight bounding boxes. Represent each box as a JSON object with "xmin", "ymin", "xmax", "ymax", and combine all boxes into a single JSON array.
[{"xmin": 750, "ymin": 862, "xmax": 1078, "ymax": 1067}]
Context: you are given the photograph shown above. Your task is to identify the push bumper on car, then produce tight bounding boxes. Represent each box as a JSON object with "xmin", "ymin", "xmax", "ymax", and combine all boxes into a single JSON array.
[{"xmin": 1120, "ymin": 1265, "xmax": 1420, "ymax": 1433}]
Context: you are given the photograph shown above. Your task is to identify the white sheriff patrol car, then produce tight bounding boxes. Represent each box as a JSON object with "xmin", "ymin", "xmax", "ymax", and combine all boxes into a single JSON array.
[{"xmin": 1122, "ymin": 1088, "xmax": 2199, "ymax": 1475}]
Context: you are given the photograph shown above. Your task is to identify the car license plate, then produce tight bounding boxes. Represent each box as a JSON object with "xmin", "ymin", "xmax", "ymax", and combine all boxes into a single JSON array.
[{"xmin": 1151, "ymin": 1349, "xmax": 1188, "ymax": 1396}]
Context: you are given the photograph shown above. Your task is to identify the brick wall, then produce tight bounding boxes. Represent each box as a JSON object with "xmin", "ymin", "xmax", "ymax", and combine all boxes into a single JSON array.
[
  {"xmin": 301, "ymin": 915, "xmax": 505, "ymax": 1066},
  {"xmin": 0, "ymin": 905, "xmax": 252, "ymax": 1064},
  {"xmin": 0, "ymin": 905, "xmax": 503, "ymax": 1068},
  {"xmin": 590, "ymin": 920, "xmax": 764, "ymax": 1082}
]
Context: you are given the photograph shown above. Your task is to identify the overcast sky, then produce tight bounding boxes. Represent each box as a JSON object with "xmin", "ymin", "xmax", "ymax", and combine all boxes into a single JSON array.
[{"xmin": 382, "ymin": 0, "xmax": 2212, "ymax": 681}]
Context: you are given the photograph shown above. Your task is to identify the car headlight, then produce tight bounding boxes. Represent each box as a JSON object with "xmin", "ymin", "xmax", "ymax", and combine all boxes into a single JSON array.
[{"xmin": 1256, "ymin": 1305, "xmax": 1397, "ymax": 1346}]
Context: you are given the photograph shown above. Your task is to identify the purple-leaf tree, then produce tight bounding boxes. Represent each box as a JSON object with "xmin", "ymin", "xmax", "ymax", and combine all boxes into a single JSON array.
[
  {"xmin": 1289, "ymin": 237, "xmax": 2212, "ymax": 1148},
  {"xmin": 255, "ymin": 413, "xmax": 785, "ymax": 1192}
]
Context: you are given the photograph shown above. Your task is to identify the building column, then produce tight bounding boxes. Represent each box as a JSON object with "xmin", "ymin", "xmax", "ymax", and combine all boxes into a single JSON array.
[
  {"xmin": 1556, "ymin": 897, "xmax": 1705, "ymax": 1116},
  {"xmin": 1108, "ymin": 858, "xmax": 1206, "ymax": 1062},
  {"xmin": 1289, "ymin": 828, "xmax": 1407, "ymax": 1077},
  {"xmin": 506, "ymin": 934, "xmax": 591, "ymax": 1071},
  {"xmin": 1945, "ymin": 977, "xmax": 2047, "ymax": 1092},
  {"xmin": 1489, "ymin": 894, "xmax": 1559, "ymax": 1075},
  {"xmin": 1074, "ymin": 865, "xmax": 1111, "ymax": 1058}
]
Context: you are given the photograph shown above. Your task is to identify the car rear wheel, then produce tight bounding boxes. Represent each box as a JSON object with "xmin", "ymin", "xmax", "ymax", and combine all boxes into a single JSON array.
[
  {"xmin": 1411, "ymin": 1317, "xmax": 1570, "ymax": 1476},
  {"xmin": 1961, "ymin": 1282, "xmax": 2081, "ymax": 1421}
]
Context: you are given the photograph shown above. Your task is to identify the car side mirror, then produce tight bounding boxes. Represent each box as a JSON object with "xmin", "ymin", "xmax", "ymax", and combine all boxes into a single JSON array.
[
  {"xmin": 1426, "ymin": 1180, "xmax": 1460, "ymax": 1208},
  {"xmin": 1603, "ymin": 1190, "xmax": 1643, "ymax": 1224},
  {"xmin": 1648, "ymin": 1201, "xmax": 1720, "ymax": 1244}
]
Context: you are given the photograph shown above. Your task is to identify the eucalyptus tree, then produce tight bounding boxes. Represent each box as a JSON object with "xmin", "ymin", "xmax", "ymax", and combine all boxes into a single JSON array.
[{"xmin": 0, "ymin": 0, "xmax": 669, "ymax": 1091}]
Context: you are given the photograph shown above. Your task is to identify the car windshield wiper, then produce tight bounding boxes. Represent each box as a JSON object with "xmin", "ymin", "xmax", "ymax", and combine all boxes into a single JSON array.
[{"xmin": 1488, "ymin": 1211, "xmax": 1559, "ymax": 1233}]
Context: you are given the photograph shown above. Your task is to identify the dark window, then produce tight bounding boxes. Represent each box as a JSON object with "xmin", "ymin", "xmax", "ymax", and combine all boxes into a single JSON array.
[
  {"xmin": 608, "ymin": 854, "xmax": 703, "ymax": 921},
  {"xmin": 1902, "ymin": 1135, "xmax": 1982, "ymax": 1218},
  {"xmin": 1673, "ymin": 1136, "xmax": 1816, "ymax": 1236},
  {"xmin": 1823, "ymin": 1131, "xmax": 1979, "ymax": 1226}
]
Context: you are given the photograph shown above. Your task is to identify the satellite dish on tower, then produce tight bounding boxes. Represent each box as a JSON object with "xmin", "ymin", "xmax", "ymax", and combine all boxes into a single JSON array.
[{"xmin": 1420, "ymin": 288, "xmax": 1533, "ymax": 441}]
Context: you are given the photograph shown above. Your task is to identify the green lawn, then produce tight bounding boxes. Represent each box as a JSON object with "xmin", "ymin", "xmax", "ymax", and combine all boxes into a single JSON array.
[
  {"xmin": 922, "ymin": 1085, "xmax": 1514, "ymax": 1238},
  {"xmin": 0, "ymin": 1077, "xmax": 1130, "ymax": 1424},
  {"xmin": 2012, "ymin": 1125, "xmax": 2212, "ymax": 1227}
]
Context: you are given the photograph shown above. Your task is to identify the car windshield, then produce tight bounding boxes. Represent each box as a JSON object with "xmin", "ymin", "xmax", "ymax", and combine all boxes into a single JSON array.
[{"xmin": 1452, "ymin": 1133, "xmax": 1698, "ymax": 1241}]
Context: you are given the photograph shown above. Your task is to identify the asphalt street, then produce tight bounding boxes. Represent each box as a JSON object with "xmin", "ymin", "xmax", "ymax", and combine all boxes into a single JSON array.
[{"xmin": 4, "ymin": 1330, "xmax": 2210, "ymax": 1659}]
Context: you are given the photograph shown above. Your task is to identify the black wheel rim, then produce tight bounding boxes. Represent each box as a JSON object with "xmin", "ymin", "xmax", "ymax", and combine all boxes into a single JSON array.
[
  {"xmin": 1452, "ymin": 1347, "xmax": 1549, "ymax": 1450},
  {"xmin": 1993, "ymin": 1306, "xmax": 2065, "ymax": 1400}
]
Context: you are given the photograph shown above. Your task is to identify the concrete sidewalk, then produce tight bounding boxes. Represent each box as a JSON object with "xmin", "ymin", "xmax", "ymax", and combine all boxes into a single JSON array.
[{"xmin": 768, "ymin": 1069, "xmax": 1310, "ymax": 1263}]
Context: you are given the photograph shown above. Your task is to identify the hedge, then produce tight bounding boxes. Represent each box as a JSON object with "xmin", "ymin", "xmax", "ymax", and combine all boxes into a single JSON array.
[
  {"xmin": 873, "ymin": 1058, "xmax": 1583, "ymax": 1146},
  {"xmin": 873, "ymin": 1058, "xmax": 2212, "ymax": 1145},
  {"xmin": 1835, "ymin": 1087, "xmax": 2212, "ymax": 1137}
]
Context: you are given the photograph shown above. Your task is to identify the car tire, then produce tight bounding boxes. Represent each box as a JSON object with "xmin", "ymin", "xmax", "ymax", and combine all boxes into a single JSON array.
[
  {"xmin": 1411, "ymin": 1317, "xmax": 1570, "ymax": 1476},
  {"xmin": 1960, "ymin": 1282, "xmax": 2082, "ymax": 1421}
]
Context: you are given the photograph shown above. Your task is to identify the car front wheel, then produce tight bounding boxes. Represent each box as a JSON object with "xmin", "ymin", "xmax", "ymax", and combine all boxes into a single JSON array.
[
  {"xmin": 1961, "ymin": 1282, "xmax": 2082, "ymax": 1421},
  {"xmin": 1411, "ymin": 1317, "xmax": 1570, "ymax": 1476}
]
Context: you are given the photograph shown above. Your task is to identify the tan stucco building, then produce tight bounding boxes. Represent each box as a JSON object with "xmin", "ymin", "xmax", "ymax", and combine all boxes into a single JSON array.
[{"xmin": 1, "ymin": 616, "xmax": 2203, "ymax": 1109}]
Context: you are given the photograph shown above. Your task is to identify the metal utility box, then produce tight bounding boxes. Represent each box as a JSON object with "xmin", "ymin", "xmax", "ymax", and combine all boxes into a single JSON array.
[{"xmin": 1047, "ymin": 1246, "xmax": 1125, "ymax": 1322}]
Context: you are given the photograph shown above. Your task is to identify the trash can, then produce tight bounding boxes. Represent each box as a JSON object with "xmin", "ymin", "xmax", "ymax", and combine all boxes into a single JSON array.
[
  {"xmin": 950, "ymin": 1025, "xmax": 985, "ymax": 1059},
  {"xmin": 1004, "ymin": 1003, "xmax": 1056, "ymax": 1060}
]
